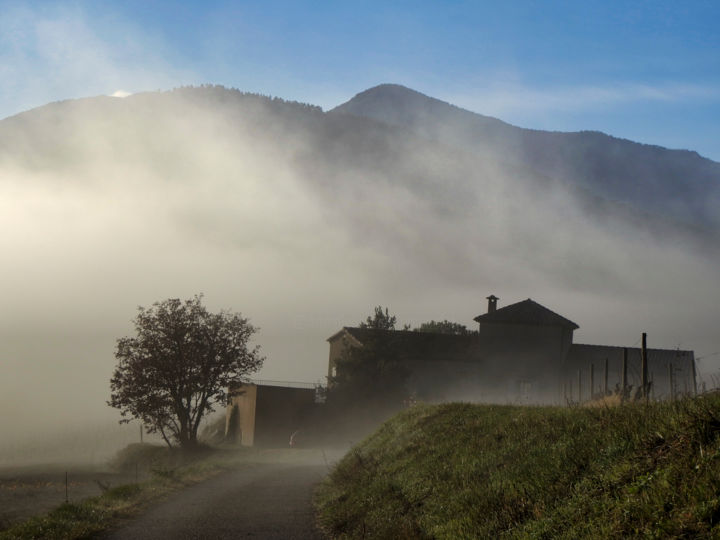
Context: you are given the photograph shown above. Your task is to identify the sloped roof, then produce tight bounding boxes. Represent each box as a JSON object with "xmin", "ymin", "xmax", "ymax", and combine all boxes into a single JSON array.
[
  {"xmin": 327, "ymin": 327, "xmax": 482, "ymax": 363},
  {"xmin": 473, "ymin": 298, "xmax": 579, "ymax": 330}
]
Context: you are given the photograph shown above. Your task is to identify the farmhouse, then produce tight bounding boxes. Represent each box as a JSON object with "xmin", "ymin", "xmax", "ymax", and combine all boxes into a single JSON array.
[
  {"xmin": 327, "ymin": 296, "xmax": 696, "ymax": 404},
  {"xmin": 227, "ymin": 296, "xmax": 696, "ymax": 447}
]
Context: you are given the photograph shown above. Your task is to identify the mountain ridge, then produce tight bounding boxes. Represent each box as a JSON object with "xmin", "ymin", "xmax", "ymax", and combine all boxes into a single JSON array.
[
  {"xmin": 333, "ymin": 83, "xmax": 716, "ymax": 162},
  {"xmin": 1, "ymin": 83, "xmax": 717, "ymax": 239},
  {"xmin": 332, "ymin": 84, "xmax": 720, "ymax": 229}
]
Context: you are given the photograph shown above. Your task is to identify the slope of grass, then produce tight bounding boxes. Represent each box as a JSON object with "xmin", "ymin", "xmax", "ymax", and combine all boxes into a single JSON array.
[{"xmin": 315, "ymin": 395, "xmax": 720, "ymax": 538}]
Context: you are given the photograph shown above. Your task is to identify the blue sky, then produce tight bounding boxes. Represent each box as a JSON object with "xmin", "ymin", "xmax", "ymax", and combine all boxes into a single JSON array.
[{"xmin": 2, "ymin": 0, "xmax": 719, "ymax": 160}]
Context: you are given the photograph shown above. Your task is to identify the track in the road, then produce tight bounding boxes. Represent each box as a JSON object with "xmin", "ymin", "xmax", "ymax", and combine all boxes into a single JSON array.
[{"xmin": 103, "ymin": 462, "xmax": 327, "ymax": 540}]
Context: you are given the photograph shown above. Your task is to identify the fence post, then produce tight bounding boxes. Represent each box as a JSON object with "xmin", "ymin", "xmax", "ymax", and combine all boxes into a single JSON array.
[
  {"xmin": 604, "ymin": 357, "xmax": 609, "ymax": 396},
  {"xmin": 590, "ymin": 364, "xmax": 595, "ymax": 400},
  {"xmin": 622, "ymin": 348, "xmax": 628, "ymax": 397},
  {"xmin": 641, "ymin": 333, "xmax": 648, "ymax": 399}
]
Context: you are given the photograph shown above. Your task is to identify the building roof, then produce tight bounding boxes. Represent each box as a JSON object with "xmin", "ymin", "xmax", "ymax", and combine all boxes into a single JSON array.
[
  {"xmin": 473, "ymin": 298, "xmax": 579, "ymax": 330},
  {"xmin": 327, "ymin": 326, "xmax": 482, "ymax": 363}
]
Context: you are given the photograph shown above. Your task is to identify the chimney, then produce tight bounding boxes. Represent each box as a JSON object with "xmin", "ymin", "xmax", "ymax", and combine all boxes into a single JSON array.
[{"xmin": 486, "ymin": 294, "xmax": 499, "ymax": 314}]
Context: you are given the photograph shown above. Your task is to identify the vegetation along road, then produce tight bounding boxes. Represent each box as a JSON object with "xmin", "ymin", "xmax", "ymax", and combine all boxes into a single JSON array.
[{"xmin": 103, "ymin": 460, "xmax": 327, "ymax": 539}]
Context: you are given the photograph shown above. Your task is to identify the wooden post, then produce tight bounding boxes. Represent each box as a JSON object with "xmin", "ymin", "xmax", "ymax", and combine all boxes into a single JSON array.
[
  {"xmin": 140, "ymin": 424, "xmax": 143, "ymax": 444},
  {"xmin": 692, "ymin": 356, "xmax": 698, "ymax": 395},
  {"xmin": 590, "ymin": 364, "xmax": 595, "ymax": 400},
  {"xmin": 65, "ymin": 471, "xmax": 68, "ymax": 503},
  {"xmin": 622, "ymin": 348, "xmax": 628, "ymax": 395},
  {"xmin": 604, "ymin": 358, "xmax": 609, "ymax": 396},
  {"xmin": 668, "ymin": 363, "xmax": 674, "ymax": 401},
  {"xmin": 641, "ymin": 333, "xmax": 648, "ymax": 399}
]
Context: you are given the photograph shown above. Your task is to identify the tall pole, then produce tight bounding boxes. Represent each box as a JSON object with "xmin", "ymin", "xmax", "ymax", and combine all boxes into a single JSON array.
[
  {"xmin": 590, "ymin": 364, "xmax": 595, "ymax": 400},
  {"xmin": 641, "ymin": 333, "xmax": 648, "ymax": 399},
  {"xmin": 622, "ymin": 348, "xmax": 628, "ymax": 395},
  {"xmin": 668, "ymin": 363, "xmax": 674, "ymax": 401},
  {"xmin": 692, "ymin": 355, "xmax": 698, "ymax": 395}
]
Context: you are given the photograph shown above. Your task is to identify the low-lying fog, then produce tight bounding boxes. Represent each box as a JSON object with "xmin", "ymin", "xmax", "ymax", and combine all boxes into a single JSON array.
[{"xmin": 1, "ymin": 88, "xmax": 718, "ymax": 462}]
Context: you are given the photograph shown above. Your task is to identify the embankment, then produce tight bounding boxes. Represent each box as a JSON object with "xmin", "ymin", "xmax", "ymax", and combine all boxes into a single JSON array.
[{"xmin": 316, "ymin": 395, "xmax": 720, "ymax": 538}]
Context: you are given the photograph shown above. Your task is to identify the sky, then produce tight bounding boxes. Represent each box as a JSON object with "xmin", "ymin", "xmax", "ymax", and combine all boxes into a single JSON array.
[{"xmin": 1, "ymin": 0, "xmax": 719, "ymax": 160}]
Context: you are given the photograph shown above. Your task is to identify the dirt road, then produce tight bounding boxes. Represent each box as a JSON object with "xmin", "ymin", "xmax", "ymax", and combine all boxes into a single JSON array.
[{"xmin": 103, "ymin": 459, "xmax": 329, "ymax": 539}]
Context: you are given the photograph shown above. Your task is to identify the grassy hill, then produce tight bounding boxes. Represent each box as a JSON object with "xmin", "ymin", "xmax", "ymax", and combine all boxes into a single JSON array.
[{"xmin": 315, "ymin": 395, "xmax": 720, "ymax": 538}]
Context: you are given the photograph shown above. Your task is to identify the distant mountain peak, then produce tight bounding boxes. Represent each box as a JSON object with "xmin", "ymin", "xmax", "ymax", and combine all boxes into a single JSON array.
[
  {"xmin": 331, "ymin": 83, "xmax": 510, "ymax": 134},
  {"xmin": 344, "ymin": 83, "xmax": 435, "ymax": 101},
  {"xmin": 333, "ymin": 83, "xmax": 463, "ymax": 116}
]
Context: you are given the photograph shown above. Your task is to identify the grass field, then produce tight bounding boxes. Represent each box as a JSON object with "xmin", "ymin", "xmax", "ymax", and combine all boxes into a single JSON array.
[
  {"xmin": 315, "ymin": 394, "xmax": 720, "ymax": 538},
  {"xmin": 0, "ymin": 444, "xmax": 325, "ymax": 540},
  {"xmin": 0, "ymin": 463, "xmax": 143, "ymax": 531}
]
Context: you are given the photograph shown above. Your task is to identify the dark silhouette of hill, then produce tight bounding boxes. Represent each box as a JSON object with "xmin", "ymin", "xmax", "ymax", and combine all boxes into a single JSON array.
[{"xmin": 332, "ymin": 84, "xmax": 720, "ymax": 230}]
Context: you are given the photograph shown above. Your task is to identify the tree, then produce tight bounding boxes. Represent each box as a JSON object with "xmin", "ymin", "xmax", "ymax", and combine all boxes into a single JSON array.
[
  {"xmin": 328, "ymin": 307, "xmax": 409, "ymax": 412},
  {"xmin": 415, "ymin": 319, "xmax": 475, "ymax": 335},
  {"xmin": 359, "ymin": 306, "xmax": 397, "ymax": 330},
  {"xmin": 328, "ymin": 332, "xmax": 410, "ymax": 413},
  {"xmin": 108, "ymin": 295, "xmax": 264, "ymax": 449}
]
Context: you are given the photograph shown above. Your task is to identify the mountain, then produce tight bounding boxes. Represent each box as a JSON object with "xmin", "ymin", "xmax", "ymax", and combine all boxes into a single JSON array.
[
  {"xmin": 332, "ymin": 84, "xmax": 720, "ymax": 230},
  {"xmin": 1, "ymin": 84, "xmax": 717, "ymax": 264}
]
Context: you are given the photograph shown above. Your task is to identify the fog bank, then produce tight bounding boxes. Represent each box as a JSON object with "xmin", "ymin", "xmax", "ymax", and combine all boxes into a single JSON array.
[{"xmin": 1, "ymin": 87, "xmax": 718, "ymax": 455}]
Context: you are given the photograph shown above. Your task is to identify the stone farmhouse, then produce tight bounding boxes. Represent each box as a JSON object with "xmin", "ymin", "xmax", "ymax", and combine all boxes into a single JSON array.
[{"xmin": 327, "ymin": 296, "xmax": 696, "ymax": 404}]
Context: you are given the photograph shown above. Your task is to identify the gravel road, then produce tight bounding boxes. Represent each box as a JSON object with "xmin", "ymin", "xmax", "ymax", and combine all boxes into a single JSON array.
[{"xmin": 103, "ymin": 460, "xmax": 329, "ymax": 539}]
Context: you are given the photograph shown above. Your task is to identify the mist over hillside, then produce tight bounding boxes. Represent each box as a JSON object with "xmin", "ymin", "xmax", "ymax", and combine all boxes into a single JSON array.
[
  {"xmin": 333, "ymin": 84, "xmax": 720, "ymax": 231},
  {"xmin": 1, "ymin": 84, "xmax": 718, "ymax": 452}
]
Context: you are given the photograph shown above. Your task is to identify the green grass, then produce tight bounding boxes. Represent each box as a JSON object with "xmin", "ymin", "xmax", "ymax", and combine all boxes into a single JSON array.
[
  {"xmin": 315, "ymin": 394, "xmax": 720, "ymax": 539},
  {"xmin": 0, "ymin": 445, "xmax": 314, "ymax": 540}
]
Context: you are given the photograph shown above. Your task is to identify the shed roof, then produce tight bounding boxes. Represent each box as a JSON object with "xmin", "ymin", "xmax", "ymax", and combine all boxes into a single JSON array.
[{"xmin": 473, "ymin": 298, "xmax": 579, "ymax": 330}]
